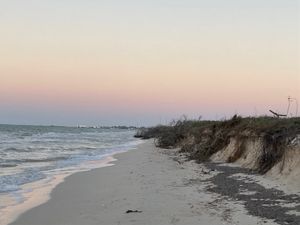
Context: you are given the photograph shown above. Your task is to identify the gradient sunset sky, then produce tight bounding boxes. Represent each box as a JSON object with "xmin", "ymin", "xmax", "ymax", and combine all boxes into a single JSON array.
[{"xmin": 0, "ymin": 0, "xmax": 299, "ymax": 126}]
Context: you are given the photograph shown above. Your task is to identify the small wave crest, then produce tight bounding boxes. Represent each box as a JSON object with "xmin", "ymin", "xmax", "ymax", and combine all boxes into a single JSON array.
[
  {"xmin": 0, "ymin": 163, "xmax": 18, "ymax": 168},
  {"xmin": 4, "ymin": 147, "xmax": 29, "ymax": 153},
  {"xmin": 3, "ymin": 156, "xmax": 69, "ymax": 165}
]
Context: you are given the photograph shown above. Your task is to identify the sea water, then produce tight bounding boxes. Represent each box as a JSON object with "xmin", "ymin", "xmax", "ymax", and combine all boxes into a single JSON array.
[{"xmin": 0, "ymin": 124, "xmax": 142, "ymax": 222}]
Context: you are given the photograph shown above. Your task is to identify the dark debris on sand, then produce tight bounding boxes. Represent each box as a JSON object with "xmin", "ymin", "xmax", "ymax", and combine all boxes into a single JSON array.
[{"xmin": 204, "ymin": 163, "xmax": 300, "ymax": 225}]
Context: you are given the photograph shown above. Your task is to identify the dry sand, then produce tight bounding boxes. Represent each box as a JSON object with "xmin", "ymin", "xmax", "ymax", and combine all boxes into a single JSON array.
[{"xmin": 9, "ymin": 140, "xmax": 282, "ymax": 225}]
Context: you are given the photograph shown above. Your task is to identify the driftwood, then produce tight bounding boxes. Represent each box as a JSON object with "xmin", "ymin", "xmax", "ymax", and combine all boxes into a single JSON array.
[
  {"xmin": 126, "ymin": 210, "xmax": 142, "ymax": 214},
  {"xmin": 269, "ymin": 110, "xmax": 287, "ymax": 118}
]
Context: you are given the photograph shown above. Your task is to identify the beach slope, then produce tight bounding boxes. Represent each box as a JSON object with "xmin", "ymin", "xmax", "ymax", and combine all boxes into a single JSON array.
[{"xmin": 10, "ymin": 140, "xmax": 276, "ymax": 225}]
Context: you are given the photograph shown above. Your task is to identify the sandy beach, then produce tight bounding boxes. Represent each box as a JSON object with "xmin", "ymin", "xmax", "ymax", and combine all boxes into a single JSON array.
[
  {"xmin": 8, "ymin": 140, "xmax": 299, "ymax": 225},
  {"xmin": 2, "ymin": 1, "xmax": 299, "ymax": 224}
]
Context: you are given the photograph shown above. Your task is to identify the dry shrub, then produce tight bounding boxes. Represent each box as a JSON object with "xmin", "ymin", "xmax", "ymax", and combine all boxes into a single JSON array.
[{"xmin": 135, "ymin": 115, "xmax": 300, "ymax": 173}]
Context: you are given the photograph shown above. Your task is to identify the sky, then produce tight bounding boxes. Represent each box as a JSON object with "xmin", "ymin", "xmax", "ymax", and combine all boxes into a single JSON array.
[{"xmin": 0, "ymin": 0, "xmax": 299, "ymax": 126}]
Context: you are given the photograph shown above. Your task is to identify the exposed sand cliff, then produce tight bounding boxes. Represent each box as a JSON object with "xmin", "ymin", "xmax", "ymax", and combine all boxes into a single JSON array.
[
  {"xmin": 137, "ymin": 116, "xmax": 300, "ymax": 189},
  {"xmin": 211, "ymin": 135, "xmax": 300, "ymax": 189}
]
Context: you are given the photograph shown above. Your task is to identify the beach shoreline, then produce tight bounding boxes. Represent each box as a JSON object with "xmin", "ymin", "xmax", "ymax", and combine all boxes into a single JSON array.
[
  {"xmin": 0, "ymin": 125, "xmax": 141, "ymax": 225},
  {"xmin": 8, "ymin": 140, "xmax": 293, "ymax": 225},
  {"xmin": 0, "ymin": 155, "xmax": 120, "ymax": 225}
]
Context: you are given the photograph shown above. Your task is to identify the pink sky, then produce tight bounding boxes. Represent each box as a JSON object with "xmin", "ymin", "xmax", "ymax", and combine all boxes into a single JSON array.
[{"xmin": 0, "ymin": 0, "xmax": 299, "ymax": 125}]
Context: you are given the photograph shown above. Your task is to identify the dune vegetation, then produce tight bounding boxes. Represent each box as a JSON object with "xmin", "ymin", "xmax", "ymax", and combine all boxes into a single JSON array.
[{"xmin": 135, "ymin": 115, "xmax": 300, "ymax": 174}]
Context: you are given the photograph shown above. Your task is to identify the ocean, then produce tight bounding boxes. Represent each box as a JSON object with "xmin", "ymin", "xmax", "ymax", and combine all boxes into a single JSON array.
[{"xmin": 0, "ymin": 124, "xmax": 142, "ymax": 218}]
